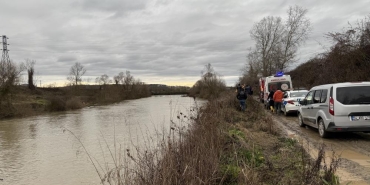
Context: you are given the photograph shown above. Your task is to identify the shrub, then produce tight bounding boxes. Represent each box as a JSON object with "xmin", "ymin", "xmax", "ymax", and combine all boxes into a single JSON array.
[
  {"xmin": 66, "ymin": 97, "xmax": 84, "ymax": 110},
  {"xmin": 46, "ymin": 97, "xmax": 66, "ymax": 111}
]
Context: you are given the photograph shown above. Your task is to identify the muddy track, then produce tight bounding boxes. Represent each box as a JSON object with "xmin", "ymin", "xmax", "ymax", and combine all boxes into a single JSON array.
[{"xmin": 253, "ymin": 97, "xmax": 370, "ymax": 184}]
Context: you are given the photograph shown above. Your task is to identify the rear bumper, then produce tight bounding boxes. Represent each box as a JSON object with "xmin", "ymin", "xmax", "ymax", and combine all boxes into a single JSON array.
[
  {"xmin": 326, "ymin": 122, "xmax": 370, "ymax": 132},
  {"xmin": 285, "ymin": 105, "xmax": 300, "ymax": 112}
]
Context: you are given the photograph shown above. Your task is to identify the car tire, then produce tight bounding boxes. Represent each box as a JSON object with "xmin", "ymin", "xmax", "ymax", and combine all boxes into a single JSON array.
[
  {"xmin": 298, "ymin": 113, "xmax": 305, "ymax": 127},
  {"xmin": 318, "ymin": 119, "xmax": 329, "ymax": 138}
]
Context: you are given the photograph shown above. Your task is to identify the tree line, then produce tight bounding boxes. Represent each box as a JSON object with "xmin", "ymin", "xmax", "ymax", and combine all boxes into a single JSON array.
[
  {"xmin": 190, "ymin": 7, "xmax": 370, "ymax": 100},
  {"xmin": 288, "ymin": 15, "xmax": 370, "ymax": 88}
]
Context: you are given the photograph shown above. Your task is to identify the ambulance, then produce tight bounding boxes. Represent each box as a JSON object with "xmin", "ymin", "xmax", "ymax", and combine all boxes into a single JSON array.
[{"xmin": 259, "ymin": 71, "xmax": 293, "ymax": 106}]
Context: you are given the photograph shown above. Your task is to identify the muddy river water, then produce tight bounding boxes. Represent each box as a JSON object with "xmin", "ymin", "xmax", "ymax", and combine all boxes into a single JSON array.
[{"xmin": 0, "ymin": 95, "xmax": 202, "ymax": 185}]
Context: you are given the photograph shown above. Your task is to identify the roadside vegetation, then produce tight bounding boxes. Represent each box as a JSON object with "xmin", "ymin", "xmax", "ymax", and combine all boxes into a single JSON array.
[{"xmin": 189, "ymin": 63, "xmax": 227, "ymax": 99}]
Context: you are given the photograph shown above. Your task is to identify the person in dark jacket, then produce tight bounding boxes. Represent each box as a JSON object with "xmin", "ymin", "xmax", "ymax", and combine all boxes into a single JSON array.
[
  {"xmin": 236, "ymin": 84, "xmax": 248, "ymax": 111},
  {"xmin": 268, "ymin": 90, "xmax": 275, "ymax": 112},
  {"xmin": 245, "ymin": 85, "xmax": 253, "ymax": 96}
]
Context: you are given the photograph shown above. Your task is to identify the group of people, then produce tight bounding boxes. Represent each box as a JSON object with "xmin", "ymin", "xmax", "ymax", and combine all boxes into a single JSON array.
[
  {"xmin": 267, "ymin": 89, "xmax": 284, "ymax": 115},
  {"xmin": 235, "ymin": 83, "xmax": 284, "ymax": 115},
  {"xmin": 235, "ymin": 84, "xmax": 253, "ymax": 111}
]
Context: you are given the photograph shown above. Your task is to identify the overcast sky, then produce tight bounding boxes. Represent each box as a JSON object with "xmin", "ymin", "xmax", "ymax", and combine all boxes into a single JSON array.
[{"xmin": 1, "ymin": 0, "xmax": 369, "ymax": 87}]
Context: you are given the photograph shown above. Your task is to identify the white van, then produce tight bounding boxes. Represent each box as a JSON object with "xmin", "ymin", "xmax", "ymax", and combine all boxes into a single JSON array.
[{"xmin": 298, "ymin": 82, "xmax": 370, "ymax": 138}]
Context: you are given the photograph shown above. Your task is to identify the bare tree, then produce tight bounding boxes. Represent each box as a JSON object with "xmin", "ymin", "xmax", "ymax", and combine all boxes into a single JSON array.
[
  {"xmin": 247, "ymin": 5, "xmax": 311, "ymax": 77},
  {"xmin": 95, "ymin": 74, "xmax": 110, "ymax": 85},
  {"xmin": 113, "ymin": 72, "xmax": 124, "ymax": 85},
  {"xmin": 279, "ymin": 5, "xmax": 312, "ymax": 70},
  {"xmin": 25, "ymin": 59, "xmax": 36, "ymax": 90},
  {"xmin": 123, "ymin": 70, "xmax": 134, "ymax": 86},
  {"xmin": 67, "ymin": 62, "xmax": 86, "ymax": 86},
  {"xmin": 250, "ymin": 16, "xmax": 284, "ymax": 76},
  {"xmin": 197, "ymin": 63, "xmax": 226, "ymax": 99},
  {"xmin": 122, "ymin": 70, "xmax": 134, "ymax": 91},
  {"xmin": 0, "ymin": 60, "xmax": 23, "ymax": 88},
  {"xmin": 0, "ymin": 60, "xmax": 24, "ymax": 104},
  {"xmin": 327, "ymin": 15, "xmax": 370, "ymax": 51}
]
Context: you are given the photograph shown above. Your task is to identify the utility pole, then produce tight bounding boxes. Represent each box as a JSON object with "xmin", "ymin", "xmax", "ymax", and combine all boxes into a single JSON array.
[
  {"xmin": 1, "ymin": 35, "xmax": 10, "ymax": 85},
  {"xmin": 1, "ymin": 35, "xmax": 10, "ymax": 63}
]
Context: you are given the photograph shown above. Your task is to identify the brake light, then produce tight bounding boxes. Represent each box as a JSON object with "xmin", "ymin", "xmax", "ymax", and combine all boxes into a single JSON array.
[
  {"xmin": 329, "ymin": 97, "xmax": 334, "ymax": 115},
  {"xmin": 287, "ymin": 100, "xmax": 294, "ymax": 105}
]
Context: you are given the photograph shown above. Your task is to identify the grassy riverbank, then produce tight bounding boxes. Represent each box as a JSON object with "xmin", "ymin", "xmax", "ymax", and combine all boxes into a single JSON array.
[
  {"xmin": 107, "ymin": 91, "xmax": 340, "ymax": 185},
  {"xmin": 0, "ymin": 85, "xmax": 150, "ymax": 119}
]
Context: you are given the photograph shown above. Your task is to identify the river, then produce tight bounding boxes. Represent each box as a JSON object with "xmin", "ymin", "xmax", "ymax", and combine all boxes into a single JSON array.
[{"xmin": 0, "ymin": 95, "xmax": 203, "ymax": 185}]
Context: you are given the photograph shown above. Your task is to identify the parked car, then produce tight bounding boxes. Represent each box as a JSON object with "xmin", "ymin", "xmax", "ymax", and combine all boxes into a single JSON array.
[
  {"xmin": 281, "ymin": 90, "xmax": 308, "ymax": 116},
  {"xmin": 298, "ymin": 82, "xmax": 370, "ymax": 138}
]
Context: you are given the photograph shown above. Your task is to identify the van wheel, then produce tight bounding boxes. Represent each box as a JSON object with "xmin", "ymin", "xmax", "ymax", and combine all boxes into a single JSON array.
[
  {"xmin": 318, "ymin": 119, "xmax": 329, "ymax": 138},
  {"xmin": 298, "ymin": 113, "xmax": 305, "ymax": 127}
]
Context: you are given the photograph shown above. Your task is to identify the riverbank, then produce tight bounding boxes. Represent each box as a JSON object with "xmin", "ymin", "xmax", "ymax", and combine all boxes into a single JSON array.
[
  {"xmin": 111, "ymin": 91, "xmax": 340, "ymax": 184},
  {"xmin": 0, "ymin": 85, "xmax": 151, "ymax": 119}
]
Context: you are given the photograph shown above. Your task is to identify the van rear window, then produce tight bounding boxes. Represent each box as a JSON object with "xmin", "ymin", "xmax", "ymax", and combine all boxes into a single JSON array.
[
  {"xmin": 336, "ymin": 86, "xmax": 370, "ymax": 105},
  {"xmin": 268, "ymin": 81, "xmax": 291, "ymax": 92}
]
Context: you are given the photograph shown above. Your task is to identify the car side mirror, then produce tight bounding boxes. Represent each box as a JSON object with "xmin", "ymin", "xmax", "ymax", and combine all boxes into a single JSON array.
[
  {"xmin": 283, "ymin": 95, "xmax": 288, "ymax": 98},
  {"xmin": 300, "ymin": 99, "xmax": 307, "ymax": 105}
]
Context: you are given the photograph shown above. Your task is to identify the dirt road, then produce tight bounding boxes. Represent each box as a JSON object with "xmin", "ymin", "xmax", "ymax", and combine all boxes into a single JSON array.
[{"xmin": 256, "ymin": 98, "xmax": 370, "ymax": 185}]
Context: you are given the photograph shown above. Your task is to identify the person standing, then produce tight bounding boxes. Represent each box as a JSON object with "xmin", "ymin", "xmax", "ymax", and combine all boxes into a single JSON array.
[
  {"xmin": 273, "ymin": 89, "xmax": 284, "ymax": 115},
  {"xmin": 235, "ymin": 83, "xmax": 241, "ymax": 93},
  {"xmin": 245, "ymin": 84, "xmax": 253, "ymax": 96},
  {"xmin": 268, "ymin": 90, "xmax": 275, "ymax": 113},
  {"xmin": 236, "ymin": 84, "xmax": 248, "ymax": 111}
]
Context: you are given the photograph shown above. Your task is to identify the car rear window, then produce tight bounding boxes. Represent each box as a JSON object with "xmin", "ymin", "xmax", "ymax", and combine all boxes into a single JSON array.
[
  {"xmin": 290, "ymin": 92, "xmax": 307, "ymax": 97},
  {"xmin": 336, "ymin": 86, "xmax": 370, "ymax": 105}
]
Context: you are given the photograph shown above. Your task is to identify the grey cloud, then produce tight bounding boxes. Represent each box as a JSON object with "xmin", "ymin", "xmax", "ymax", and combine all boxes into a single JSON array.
[
  {"xmin": 57, "ymin": 55, "xmax": 77, "ymax": 63},
  {"xmin": 3, "ymin": 0, "xmax": 370, "ymax": 86},
  {"xmin": 78, "ymin": 0, "xmax": 148, "ymax": 15}
]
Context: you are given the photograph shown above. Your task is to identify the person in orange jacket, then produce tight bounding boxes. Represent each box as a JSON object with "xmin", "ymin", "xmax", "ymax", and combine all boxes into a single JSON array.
[{"xmin": 273, "ymin": 89, "xmax": 284, "ymax": 115}]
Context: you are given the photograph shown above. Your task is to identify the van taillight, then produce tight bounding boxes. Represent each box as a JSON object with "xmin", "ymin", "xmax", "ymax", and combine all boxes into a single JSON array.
[
  {"xmin": 329, "ymin": 97, "xmax": 334, "ymax": 115},
  {"xmin": 287, "ymin": 100, "xmax": 294, "ymax": 104}
]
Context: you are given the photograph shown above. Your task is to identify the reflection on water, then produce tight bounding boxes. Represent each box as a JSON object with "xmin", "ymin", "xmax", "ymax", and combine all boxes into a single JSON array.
[{"xmin": 0, "ymin": 95, "xmax": 203, "ymax": 185}]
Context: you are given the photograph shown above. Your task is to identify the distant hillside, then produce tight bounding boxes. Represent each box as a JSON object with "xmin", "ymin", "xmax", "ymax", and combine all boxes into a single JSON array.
[{"xmin": 149, "ymin": 84, "xmax": 190, "ymax": 95}]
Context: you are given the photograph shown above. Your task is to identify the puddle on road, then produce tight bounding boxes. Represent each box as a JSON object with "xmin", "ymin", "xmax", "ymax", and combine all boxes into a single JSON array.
[
  {"xmin": 286, "ymin": 129, "xmax": 370, "ymax": 185},
  {"xmin": 335, "ymin": 150, "xmax": 370, "ymax": 168},
  {"xmin": 337, "ymin": 169, "xmax": 368, "ymax": 185}
]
